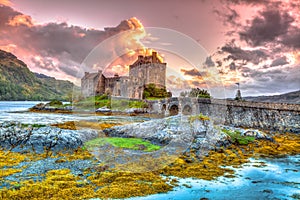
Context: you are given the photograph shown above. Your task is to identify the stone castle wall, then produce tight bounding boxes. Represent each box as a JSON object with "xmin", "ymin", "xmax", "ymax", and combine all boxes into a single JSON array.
[
  {"xmin": 81, "ymin": 52, "xmax": 166, "ymax": 99},
  {"xmin": 129, "ymin": 63, "xmax": 166, "ymax": 98}
]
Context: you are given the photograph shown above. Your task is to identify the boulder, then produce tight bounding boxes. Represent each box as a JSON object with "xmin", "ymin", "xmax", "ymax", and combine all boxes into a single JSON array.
[
  {"xmin": 241, "ymin": 129, "xmax": 271, "ymax": 140},
  {"xmin": 0, "ymin": 122, "xmax": 98, "ymax": 153}
]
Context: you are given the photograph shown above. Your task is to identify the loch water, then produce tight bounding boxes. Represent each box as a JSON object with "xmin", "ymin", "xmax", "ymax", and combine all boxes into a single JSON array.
[{"xmin": 0, "ymin": 101, "xmax": 149, "ymax": 124}]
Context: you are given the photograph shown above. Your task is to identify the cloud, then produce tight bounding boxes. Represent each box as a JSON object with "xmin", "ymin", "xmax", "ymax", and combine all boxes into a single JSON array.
[
  {"xmin": 0, "ymin": 5, "xmax": 149, "ymax": 82},
  {"xmin": 204, "ymin": 56, "xmax": 215, "ymax": 67},
  {"xmin": 212, "ymin": 0, "xmax": 300, "ymax": 97},
  {"xmin": 239, "ymin": 9, "xmax": 294, "ymax": 47},
  {"xmin": 220, "ymin": 42, "xmax": 268, "ymax": 64},
  {"xmin": 214, "ymin": 6, "xmax": 240, "ymax": 26},
  {"xmin": 7, "ymin": 14, "xmax": 33, "ymax": 27},
  {"xmin": 229, "ymin": 62, "xmax": 237, "ymax": 71},
  {"xmin": 0, "ymin": 0, "xmax": 12, "ymax": 6},
  {"xmin": 270, "ymin": 56, "xmax": 289, "ymax": 67},
  {"xmin": 281, "ymin": 28, "xmax": 300, "ymax": 49},
  {"xmin": 225, "ymin": 0, "xmax": 269, "ymax": 5},
  {"xmin": 181, "ymin": 68, "xmax": 201, "ymax": 77},
  {"xmin": 240, "ymin": 64, "xmax": 300, "ymax": 96},
  {"xmin": 166, "ymin": 74, "xmax": 208, "ymax": 93},
  {"xmin": 167, "ymin": 75, "xmax": 190, "ymax": 90}
]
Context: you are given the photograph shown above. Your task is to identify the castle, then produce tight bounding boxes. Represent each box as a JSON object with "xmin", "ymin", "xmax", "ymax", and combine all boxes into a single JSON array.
[{"xmin": 81, "ymin": 51, "xmax": 166, "ymax": 99}]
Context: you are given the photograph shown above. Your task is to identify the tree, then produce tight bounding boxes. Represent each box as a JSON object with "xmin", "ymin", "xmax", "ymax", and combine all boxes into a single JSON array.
[
  {"xmin": 180, "ymin": 91, "xmax": 188, "ymax": 97},
  {"xmin": 181, "ymin": 88, "xmax": 211, "ymax": 98},
  {"xmin": 143, "ymin": 84, "xmax": 170, "ymax": 99},
  {"xmin": 189, "ymin": 88, "xmax": 210, "ymax": 98}
]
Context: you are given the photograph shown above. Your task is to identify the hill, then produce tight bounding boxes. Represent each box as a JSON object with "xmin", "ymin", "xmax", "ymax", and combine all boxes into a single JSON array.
[
  {"xmin": 0, "ymin": 50, "xmax": 77, "ymax": 101},
  {"xmin": 244, "ymin": 90, "xmax": 300, "ymax": 104}
]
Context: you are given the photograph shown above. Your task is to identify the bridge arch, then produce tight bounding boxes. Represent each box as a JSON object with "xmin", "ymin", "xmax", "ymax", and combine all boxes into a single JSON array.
[
  {"xmin": 182, "ymin": 104, "xmax": 192, "ymax": 115},
  {"xmin": 168, "ymin": 104, "xmax": 179, "ymax": 116}
]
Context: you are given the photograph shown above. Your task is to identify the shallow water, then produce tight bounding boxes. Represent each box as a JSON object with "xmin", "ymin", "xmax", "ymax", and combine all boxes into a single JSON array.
[
  {"xmin": 129, "ymin": 155, "xmax": 300, "ymax": 200},
  {"xmin": 0, "ymin": 101, "xmax": 150, "ymax": 125}
]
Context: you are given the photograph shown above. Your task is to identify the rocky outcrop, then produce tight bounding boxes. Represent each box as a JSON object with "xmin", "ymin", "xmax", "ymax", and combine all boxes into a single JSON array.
[
  {"xmin": 29, "ymin": 102, "xmax": 73, "ymax": 113},
  {"xmin": 103, "ymin": 115, "xmax": 230, "ymax": 157},
  {"xmin": 103, "ymin": 115, "xmax": 273, "ymax": 159},
  {"xmin": 0, "ymin": 122, "xmax": 98, "ymax": 153},
  {"xmin": 220, "ymin": 125, "xmax": 272, "ymax": 140}
]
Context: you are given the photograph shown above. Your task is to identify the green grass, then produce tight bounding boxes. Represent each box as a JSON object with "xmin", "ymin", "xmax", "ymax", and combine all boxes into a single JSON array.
[
  {"xmin": 84, "ymin": 137, "xmax": 161, "ymax": 152},
  {"xmin": 74, "ymin": 95, "xmax": 110, "ymax": 109},
  {"xmin": 21, "ymin": 124, "xmax": 46, "ymax": 128},
  {"xmin": 128, "ymin": 100, "xmax": 148, "ymax": 109},
  {"xmin": 74, "ymin": 95, "xmax": 148, "ymax": 110},
  {"xmin": 146, "ymin": 97, "xmax": 166, "ymax": 100},
  {"xmin": 110, "ymin": 99, "xmax": 148, "ymax": 110},
  {"xmin": 48, "ymin": 100, "xmax": 63, "ymax": 107},
  {"xmin": 222, "ymin": 129, "xmax": 255, "ymax": 145}
]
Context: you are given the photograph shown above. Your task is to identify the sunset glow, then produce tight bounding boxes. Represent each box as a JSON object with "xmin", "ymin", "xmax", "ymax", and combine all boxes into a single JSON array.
[{"xmin": 0, "ymin": 0, "xmax": 298, "ymax": 97}]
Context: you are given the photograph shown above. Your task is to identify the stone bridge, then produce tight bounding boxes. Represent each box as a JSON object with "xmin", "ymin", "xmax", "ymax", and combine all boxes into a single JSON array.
[
  {"xmin": 147, "ymin": 97, "xmax": 201, "ymax": 116},
  {"xmin": 147, "ymin": 97, "xmax": 300, "ymax": 133}
]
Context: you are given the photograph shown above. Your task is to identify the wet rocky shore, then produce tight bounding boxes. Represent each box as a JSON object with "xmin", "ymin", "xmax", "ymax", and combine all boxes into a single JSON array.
[
  {"xmin": 0, "ymin": 115, "xmax": 271, "ymax": 157},
  {"xmin": 0, "ymin": 121, "xmax": 98, "ymax": 153},
  {"xmin": 1, "ymin": 114, "xmax": 300, "ymax": 200}
]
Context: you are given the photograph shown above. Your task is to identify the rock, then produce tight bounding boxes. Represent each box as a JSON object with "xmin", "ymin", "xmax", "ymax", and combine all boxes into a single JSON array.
[
  {"xmin": 241, "ymin": 129, "xmax": 272, "ymax": 140},
  {"xmin": 0, "ymin": 122, "xmax": 97, "ymax": 153},
  {"xmin": 121, "ymin": 108, "xmax": 148, "ymax": 114},
  {"xmin": 262, "ymin": 189, "xmax": 273, "ymax": 194},
  {"xmin": 96, "ymin": 107, "xmax": 111, "ymax": 113},
  {"xmin": 64, "ymin": 106, "xmax": 73, "ymax": 110},
  {"xmin": 220, "ymin": 125, "xmax": 273, "ymax": 141}
]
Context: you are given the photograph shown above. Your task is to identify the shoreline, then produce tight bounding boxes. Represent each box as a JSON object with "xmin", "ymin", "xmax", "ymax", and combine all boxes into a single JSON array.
[
  {"xmin": 28, "ymin": 107, "xmax": 165, "ymax": 118},
  {"xmin": 0, "ymin": 117, "xmax": 300, "ymax": 199}
]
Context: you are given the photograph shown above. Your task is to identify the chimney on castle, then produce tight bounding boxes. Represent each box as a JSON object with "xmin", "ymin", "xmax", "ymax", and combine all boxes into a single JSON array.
[{"xmin": 152, "ymin": 51, "xmax": 157, "ymax": 63}]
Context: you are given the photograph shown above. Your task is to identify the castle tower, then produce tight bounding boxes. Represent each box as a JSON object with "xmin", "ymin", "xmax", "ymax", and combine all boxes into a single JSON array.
[
  {"xmin": 81, "ymin": 70, "xmax": 105, "ymax": 97},
  {"xmin": 128, "ymin": 51, "xmax": 166, "ymax": 98}
]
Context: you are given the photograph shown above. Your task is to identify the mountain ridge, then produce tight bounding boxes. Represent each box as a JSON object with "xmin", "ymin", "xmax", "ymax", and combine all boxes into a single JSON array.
[
  {"xmin": 0, "ymin": 49, "xmax": 76, "ymax": 101},
  {"xmin": 244, "ymin": 90, "xmax": 300, "ymax": 104}
]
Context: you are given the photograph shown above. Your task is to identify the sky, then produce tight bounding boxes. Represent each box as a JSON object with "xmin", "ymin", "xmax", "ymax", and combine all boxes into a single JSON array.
[{"xmin": 0, "ymin": 0, "xmax": 299, "ymax": 98}]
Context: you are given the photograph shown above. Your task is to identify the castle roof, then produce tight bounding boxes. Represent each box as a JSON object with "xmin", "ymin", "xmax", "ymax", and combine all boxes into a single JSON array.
[
  {"xmin": 82, "ymin": 71, "xmax": 102, "ymax": 80},
  {"xmin": 130, "ymin": 51, "xmax": 164, "ymax": 67}
]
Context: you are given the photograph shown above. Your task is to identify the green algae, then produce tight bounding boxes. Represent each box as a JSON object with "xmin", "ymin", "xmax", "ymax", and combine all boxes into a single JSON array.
[
  {"xmin": 222, "ymin": 129, "xmax": 255, "ymax": 145},
  {"xmin": 84, "ymin": 137, "xmax": 161, "ymax": 152}
]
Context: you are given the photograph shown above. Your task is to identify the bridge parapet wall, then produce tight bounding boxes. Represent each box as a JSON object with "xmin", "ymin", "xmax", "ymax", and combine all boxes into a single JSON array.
[{"xmin": 148, "ymin": 98, "xmax": 300, "ymax": 133}]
